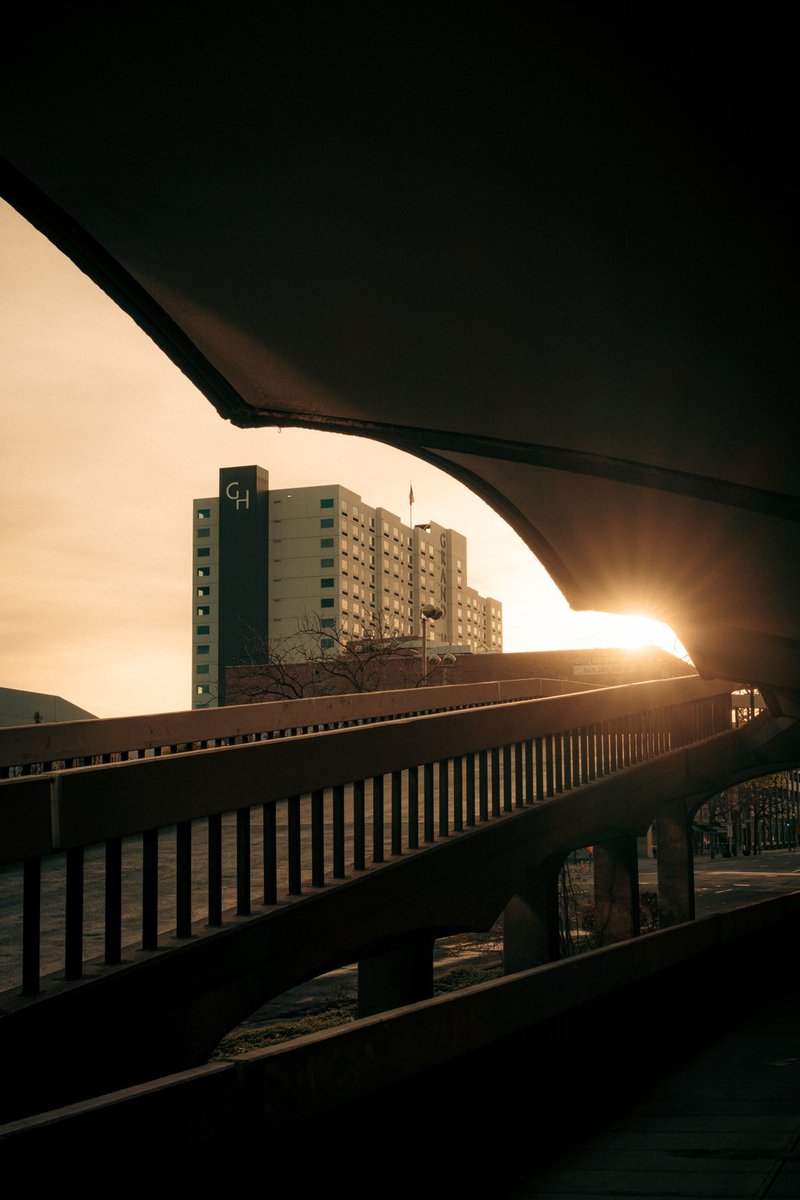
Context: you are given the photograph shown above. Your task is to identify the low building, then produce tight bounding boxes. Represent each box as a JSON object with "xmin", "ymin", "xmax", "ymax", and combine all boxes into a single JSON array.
[
  {"xmin": 227, "ymin": 645, "xmax": 694, "ymax": 704},
  {"xmin": 0, "ymin": 687, "xmax": 95, "ymax": 728}
]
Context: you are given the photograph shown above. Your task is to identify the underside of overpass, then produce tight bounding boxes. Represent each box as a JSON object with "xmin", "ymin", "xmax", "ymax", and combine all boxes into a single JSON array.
[{"xmin": 1, "ymin": 3, "xmax": 797, "ymax": 711}]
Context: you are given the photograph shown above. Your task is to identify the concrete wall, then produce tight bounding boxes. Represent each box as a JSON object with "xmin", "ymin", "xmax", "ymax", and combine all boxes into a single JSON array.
[{"xmin": 4, "ymin": 890, "xmax": 799, "ymax": 1179}]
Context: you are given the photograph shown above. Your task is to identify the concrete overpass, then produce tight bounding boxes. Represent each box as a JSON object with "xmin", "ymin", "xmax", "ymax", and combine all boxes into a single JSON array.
[
  {"xmin": 2, "ymin": 5, "xmax": 799, "ymax": 1185},
  {"xmin": 1, "ymin": 679, "xmax": 799, "ymax": 1141}
]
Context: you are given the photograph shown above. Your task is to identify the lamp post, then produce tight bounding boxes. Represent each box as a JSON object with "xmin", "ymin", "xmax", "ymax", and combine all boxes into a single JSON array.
[{"xmin": 420, "ymin": 602, "xmax": 443, "ymax": 679}]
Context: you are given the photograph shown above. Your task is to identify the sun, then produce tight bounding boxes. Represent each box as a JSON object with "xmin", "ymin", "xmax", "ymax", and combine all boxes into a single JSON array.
[{"xmin": 593, "ymin": 613, "xmax": 691, "ymax": 659}]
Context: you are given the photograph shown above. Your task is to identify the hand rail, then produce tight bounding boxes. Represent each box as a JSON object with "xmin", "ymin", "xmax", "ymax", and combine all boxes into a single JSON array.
[
  {"xmin": 0, "ymin": 675, "xmax": 734, "ymax": 997},
  {"xmin": 0, "ymin": 676, "xmax": 597, "ymax": 775}
]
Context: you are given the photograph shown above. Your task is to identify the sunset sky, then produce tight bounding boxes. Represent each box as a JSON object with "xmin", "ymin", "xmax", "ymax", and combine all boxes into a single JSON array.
[{"xmin": 0, "ymin": 199, "xmax": 686, "ymax": 719}]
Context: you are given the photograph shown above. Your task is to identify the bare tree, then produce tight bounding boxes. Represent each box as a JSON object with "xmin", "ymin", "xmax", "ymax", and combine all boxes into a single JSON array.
[{"xmin": 228, "ymin": 611, "xmax": 426, "ymax": 702}]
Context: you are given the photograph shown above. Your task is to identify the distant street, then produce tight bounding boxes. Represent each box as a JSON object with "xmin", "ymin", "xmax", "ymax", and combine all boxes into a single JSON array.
[
  {"xmin": 566, "ymin": 849, "xmax": 800, "ymax": 920},
  {"xmin": 645, "ymin": 848, "xmax": 800, "ymax": 917}
]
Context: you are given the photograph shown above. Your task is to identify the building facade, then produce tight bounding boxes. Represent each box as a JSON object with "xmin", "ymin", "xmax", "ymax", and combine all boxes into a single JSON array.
[{"xmin": 193, "ymin": 467, "xmax": 502, "ymax": 707}]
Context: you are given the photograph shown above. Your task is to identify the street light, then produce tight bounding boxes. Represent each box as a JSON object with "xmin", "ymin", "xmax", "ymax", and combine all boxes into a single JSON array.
[{"xmin": 420, "ymin": 602, "xmax": 443, "ymax": 679}]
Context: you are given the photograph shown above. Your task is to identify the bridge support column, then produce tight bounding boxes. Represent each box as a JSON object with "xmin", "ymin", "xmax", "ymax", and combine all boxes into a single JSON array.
[
  {"xmin": 357, "ymin": 935, "xmax": 434, "ymax": 1017},
  {"xmin": 503, "ymin": 860, "xmax": 561, "ymax": 972},
  {"xmin": 593, "ymin": 835, "xmax": 640, "ymax": 945},
  {"xmin": 657, "ymin": 799, "xmax": 695, "ymax": 928}
]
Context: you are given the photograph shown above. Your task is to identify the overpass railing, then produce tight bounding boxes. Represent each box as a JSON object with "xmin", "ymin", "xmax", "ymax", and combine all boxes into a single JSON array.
[
  {"xmin": 0, "ymin": 676, "xmax": 732, "ymax": 999},
  {"xmin": 0, "ymin": 676, "xmax": 594, "ymax": 777}
]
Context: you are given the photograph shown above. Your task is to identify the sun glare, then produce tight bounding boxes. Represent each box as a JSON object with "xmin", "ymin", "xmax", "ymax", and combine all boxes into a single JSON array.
[{"xmin": 594, "ymin": 614, "xmax": 691, "ymax": 659}]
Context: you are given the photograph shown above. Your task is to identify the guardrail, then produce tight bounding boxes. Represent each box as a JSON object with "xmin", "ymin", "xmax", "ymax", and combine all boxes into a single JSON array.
[
  {"xmin": 0, "ymin": 676, "xmax": 732, "ymax": 999},
  {"xmin": 0, "ymin": 676, "xmax": 595, "ymax": 776}
]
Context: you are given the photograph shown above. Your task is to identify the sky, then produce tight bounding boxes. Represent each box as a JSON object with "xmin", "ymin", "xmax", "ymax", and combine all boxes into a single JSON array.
[{"xmin": 0, "ymin": 199, "xmax": 688, "ymax": 719}]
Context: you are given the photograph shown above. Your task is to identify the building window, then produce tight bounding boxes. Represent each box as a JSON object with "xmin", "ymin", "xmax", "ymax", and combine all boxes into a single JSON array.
[
  {"xmin": 196, "ymin": 684, "xmax": 210, "ymax": 695},
  {"xmin": 321, "ymin": 598, "xmax": 334, "ymax": 608},
  {"xmin": 196, "ymin": 645, "xmax": 210, "ymax": 655},
  {"xmin": 197, "ymin": 507, "xmax": 211, "ymax": 519},
  {"xmin": 321, "ymin": 618, "xmax": 336, "ymax": 628},
  {"xmin": 196, "ymin": 625, "xmax": 210, "ymax": 635},
  {"xmin": 321, "ymin": 638, "xmax": 334, "ymax": 648},
  {"xmin": 320, "ymin": 557, "xmax": 334, "ymax": 568},
  {"xmin": 320, "ymin": 537, "xmax": 334, "ymax": 547},
  {"xmin": 196, "ymin": 527, "xmax": 210, "ymax": 538},
  {"xmin": 196, "ymin": 665, "xmax": 210, "ymax": 675},
  {"xmin": 196, "ymin": 606, "xmax": 210, "ymax": 616},
  {"xmin": 197, "ymin": 586, "xmax": 210, "ymax": 597},
  {"xmin": 196, "ymin": 567, "xmax": 210, "ymax": 577},
  {"xmin": 320, "ymin": 497, "xmax": 334, "ymax": 509},
  {"xmin": 320, "ymin": 518, "xmax": 334, "ymax": 528},
  {"xmin": 196, "ymin": 547, "xmax": 211, "ymax": 558},
  {"xmin": 321, "ymin": 578, "xmax": 334, "ymax": 588}
]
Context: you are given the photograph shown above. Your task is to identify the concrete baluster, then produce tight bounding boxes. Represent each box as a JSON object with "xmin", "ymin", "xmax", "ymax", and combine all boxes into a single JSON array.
[
  {"xmin": 593, "ymin": 834, "xmax": 640, "ymax": 945},
  {"xmin": 656, "ymin": 799, "xmax": 695, "ymax": 928},
  {"xmin": 503, "ymin": 858, "xmax": 561, "ymax": 972},
  {"xmin": 358, "ymin": 934, "xmax": 435, "ymax": 1017}
]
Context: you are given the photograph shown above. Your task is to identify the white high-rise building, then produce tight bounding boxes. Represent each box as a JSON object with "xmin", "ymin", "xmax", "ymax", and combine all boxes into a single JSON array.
[{"xmin": 192, "ymin": 467, "xmax": 502, "ymax": 707}]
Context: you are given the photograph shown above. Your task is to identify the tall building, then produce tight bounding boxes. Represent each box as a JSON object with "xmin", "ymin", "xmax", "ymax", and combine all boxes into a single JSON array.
[{"xmin": 192, "ymin": 467, "xmax": 502, "ymax": 707}]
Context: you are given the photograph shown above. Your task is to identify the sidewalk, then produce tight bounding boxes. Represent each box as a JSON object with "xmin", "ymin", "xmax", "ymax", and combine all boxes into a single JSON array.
[{"xmin": 503, "ymin": 984, "xmax": 800, "ymax": 1198}]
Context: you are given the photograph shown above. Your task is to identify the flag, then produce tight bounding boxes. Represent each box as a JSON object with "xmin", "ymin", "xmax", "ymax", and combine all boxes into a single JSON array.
[{"xmin": 409, "ymin": 483, "xmax": 414, "ymax": 506}]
